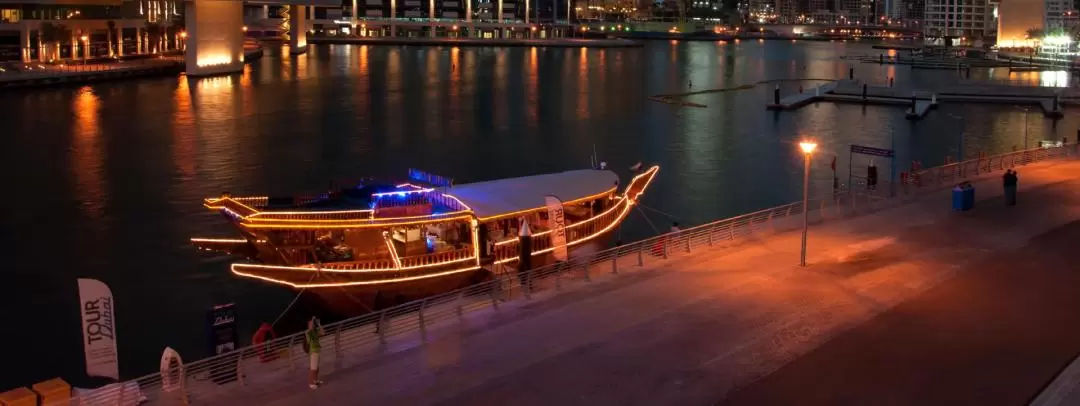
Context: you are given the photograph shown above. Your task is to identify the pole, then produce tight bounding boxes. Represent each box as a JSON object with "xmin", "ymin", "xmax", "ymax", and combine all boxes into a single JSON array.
[
  {"xmin": 1024, "ymin": 109, "xmax": 1029, "ymax": 150},
  {"xmin": 800, "ymin": 152, "xmax": 811, "ymax": 267}
]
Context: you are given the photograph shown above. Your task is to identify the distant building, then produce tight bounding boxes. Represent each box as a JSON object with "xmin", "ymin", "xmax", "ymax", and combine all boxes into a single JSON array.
[
  {"xmin": 997, "ymin": 0, "xmax": 1044, "ymax": 47},
  {"xmin": 923, "ymin": 0, "xmax": 993, "ymax": 43}
]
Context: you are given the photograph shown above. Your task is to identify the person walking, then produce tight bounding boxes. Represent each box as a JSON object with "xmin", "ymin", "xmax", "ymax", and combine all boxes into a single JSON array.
[
  {"xmin": 1004, "ymin": 169, "xmax": 1018, "ymax": 206},
  {"xmin": 305, "ymin": 317, "xmax": 325, "ymax": 389}
]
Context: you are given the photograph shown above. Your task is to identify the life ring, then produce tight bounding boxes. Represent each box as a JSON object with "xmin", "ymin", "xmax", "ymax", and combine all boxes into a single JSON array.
[{"xmin": 252, "ymin": 322, "xmax": 277, "ymax": 362}]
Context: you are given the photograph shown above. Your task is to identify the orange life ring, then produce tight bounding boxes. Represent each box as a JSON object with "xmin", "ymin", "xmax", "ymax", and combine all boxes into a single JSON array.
[{"xmin": 252, "ymin": 322, "xmax": 277, "ymax": 362}]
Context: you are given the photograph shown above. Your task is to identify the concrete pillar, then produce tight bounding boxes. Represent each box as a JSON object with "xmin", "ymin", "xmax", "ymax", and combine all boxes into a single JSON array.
[
  {"xmin": 71, "ymin": 33, "xmax": 77, "ymax": 60},
  {"xmin": 19, "ymin": 26, "xmax": 30, "ymax": 63},
  {"xmin": 37, "ymin": 30, "xmax": 45, "ymax": 62},
  {"xmin": 262, "ymin": 4, "xmax": 269, "ymax": 19},
  {"xmin": 117, "ymin": 27, "xmax": 124, "ymax": 57},
  {"xmin": 288, "ymin": 5, "xmax": 307, "ymax": 54},
  {"xmin": 525, "ymin": 0, "xmax": 529, "ymax": 24},
  {"xmin": 497, "ymin": 0, "xmax": 502, "ymax": 21},
  {"xmin": 390, "ymin": 0, "xmax": 396, "ymax": 19},
  {"xmin": 350, "ymin": 0, "xmax": 356, "ymax": 32},
  {"xmin": 185, "ymin": 0, "xmax": 245, "ymax": 76},
  {"xmin": 136, "ymin": 27, "xmax": 143, "ymax": 54}
]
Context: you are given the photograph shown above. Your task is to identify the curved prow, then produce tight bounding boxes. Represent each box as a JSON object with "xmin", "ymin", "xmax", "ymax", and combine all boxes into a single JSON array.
[{"xmin": 622, "ymin": 165, "xmax": 660, "ymax": 203}]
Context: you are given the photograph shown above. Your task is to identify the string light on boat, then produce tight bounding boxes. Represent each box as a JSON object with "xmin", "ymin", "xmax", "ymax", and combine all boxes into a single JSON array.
[{"xmin": 231, "ymin": 264, "xmax": 484, "ymax": 287}]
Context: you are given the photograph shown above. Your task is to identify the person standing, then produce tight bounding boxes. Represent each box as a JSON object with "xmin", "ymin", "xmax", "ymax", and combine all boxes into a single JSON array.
[
  {"xmin": 305, "ymin": 317, "xmax": 325, "ymax": 389},
  {"xmin": 1003, "ymin": 169, "xmax": 1018, "ymax": 206}
]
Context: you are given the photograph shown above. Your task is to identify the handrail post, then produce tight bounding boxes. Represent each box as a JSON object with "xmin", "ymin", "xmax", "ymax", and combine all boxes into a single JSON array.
[
  {"xmin": 236, "ymin": 348, "xmax": 246, "ymax": 386},
  {"xmin": 418, "ymin": 298, "xmax": 428, "ymax": 342},
  {"xmin": 728, "ymin": 222, "xmax": 735, "ymax": 240},
  {"xmin": 377, "ymin": 311, "xmax": 387, "ymax": 344},
  {"xmin": 333, "ymin": 322, "xmax": 343, "ymax": 360},
  {"xmin": 555, "ymin": 262, "xmax": 562, "ymax": 290},
  {"xmin": 583, "ymin": 258, "xmax": 591, "ymax": 282},
  {"xmin": 611, "ymin": 248, "xmax": 618, "ymax": 274},
  {"xmin": 707, "ymin": 226, "xmax": 713, "ymax": 246},
  {"xmin": 455, "ymin": 290, "xmax": 464, "ymax": 318},
  {"xmin": 637, "ymin": 243, "xmax": 644, "ymax": 266},
  {"xmin": 490, "ymin": 278, "xmax": 500, "ymax": 309},
  {"xmin": 768, "ymin": 210, "xmax": 775, "ymax": 232},
  {"xmin": 524, "ymin": 270, "xmax": 532, "ymax": 299},
  {"xmin": 286, "ymin": 335, "xmax": 296, "ymax": 370},
  {"xmin": 685, "ymin": 232, "xmax": 691, "ymax": 252},
  {"xmin": 663, "ymin": 236, "xmax": 669, "ymax": 259}
]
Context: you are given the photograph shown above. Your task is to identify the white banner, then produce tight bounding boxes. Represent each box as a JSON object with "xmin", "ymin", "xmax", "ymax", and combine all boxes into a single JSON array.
[
  {"xmin": 545, "ymin": 195, "xmax": 568, "ymax": 261},
  {"xmin": 78, "ymin": 278, "xmax": 119, "ymax": 380}
]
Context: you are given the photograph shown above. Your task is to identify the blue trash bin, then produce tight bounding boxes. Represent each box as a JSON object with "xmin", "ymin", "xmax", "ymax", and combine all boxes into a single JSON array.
[
  {"xmin": 962, "ymin": 185, "xmax": 975, "ymax": 210},
  {"xmin": 952, "ymin": 186, "xmax": 964, "ymax": 211}
]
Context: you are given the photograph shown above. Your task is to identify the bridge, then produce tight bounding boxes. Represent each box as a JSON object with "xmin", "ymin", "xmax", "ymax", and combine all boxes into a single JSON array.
[{"xmin": 61, "ymin": 144, "xmax": 1080, "ymax": 404}]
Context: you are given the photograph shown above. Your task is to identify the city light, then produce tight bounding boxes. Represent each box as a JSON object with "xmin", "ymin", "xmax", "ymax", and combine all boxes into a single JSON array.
[{"xmin": 799, "ymin": 141, "xmax": 817, "ymax": 154}]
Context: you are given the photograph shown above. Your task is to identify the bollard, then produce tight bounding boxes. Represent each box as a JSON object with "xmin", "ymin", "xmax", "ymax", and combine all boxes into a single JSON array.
[
  {"xmin": 879, "ymin": 54, "xmax": 883, "ymax": 64},
  {"xmin": 889, "ymin": 77, "xmax": 893, "ymax": 88},
  {"xmin": 774, "ymin": 84, "xmax": 780, "ymax": 105},
  {"xmin": 815, "ymin": 86, "xmax": 820, "ymax": 97},
  {"xmin": 966, "ymin": 67, "xmax": 971, "ymax": 79},
  {"xmin": 932, "ymin": 93, "xmax": 937, "ymax": 104},
  {"xmin": 1054, "ymin": 94, "xmax": 1060, "ymax": 111},
  {"xmin": 849, "ymin": 67, "xmax": 854, "ymax": 80},
  {"xmin": 862, "ymin": 83, "xmax": 867, "ymax": 101},
  {"xmin": 910, "ymin": 94, "xmax": 916, "ymax": 113}
]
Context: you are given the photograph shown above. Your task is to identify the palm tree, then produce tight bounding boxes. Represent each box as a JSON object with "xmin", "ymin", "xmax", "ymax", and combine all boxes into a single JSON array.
[
  {"xmin": 1026, "ymin": 27, "xmax": 1044, "ymax": 40},
  {"xmin": 39, "ymin": 22, "xmax": 72, "ymax": 61}
]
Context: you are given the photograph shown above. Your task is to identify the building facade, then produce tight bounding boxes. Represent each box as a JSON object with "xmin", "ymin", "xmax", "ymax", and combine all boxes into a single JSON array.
[{"xmin": 923, "ymin": 0, "xmax": 993, "ymax": 42}]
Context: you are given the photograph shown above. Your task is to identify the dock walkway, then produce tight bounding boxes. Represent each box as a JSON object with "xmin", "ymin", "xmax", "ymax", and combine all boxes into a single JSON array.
[
  {"xmin": 769, "ymin": 80, "xmax": 1072, "ymax": 120},
  {"xmin": 105, "ymin": 147, "xmax": 1080, "ymax": 405}
]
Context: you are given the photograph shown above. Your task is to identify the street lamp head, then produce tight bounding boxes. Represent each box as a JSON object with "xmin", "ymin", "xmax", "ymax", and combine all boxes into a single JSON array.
[
  {"xmin": 80, "ymin": 35, "xmax": 89, "ymax": 42},
  {"xmin": 799, "ymin": 141, "xmax": 817, "ymax": 154},
  {"xmin": 179, "ymin": 31, "xmax": 188, "ymax": 38}
]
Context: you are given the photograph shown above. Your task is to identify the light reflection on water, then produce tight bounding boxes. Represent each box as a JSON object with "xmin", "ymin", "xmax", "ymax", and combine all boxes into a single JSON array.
[{"xmin": 0, "ymin": 41, "xmax": 1075, "ymax": 388}]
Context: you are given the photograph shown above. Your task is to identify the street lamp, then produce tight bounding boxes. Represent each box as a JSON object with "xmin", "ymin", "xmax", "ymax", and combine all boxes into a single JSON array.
[
  {"xmin": 1022, "ymin": 107, "xmax": 1030, "ymax": 150},
  {"xmin": 799, "ymin": 141, "xmax": 817, "ymax": 267}
]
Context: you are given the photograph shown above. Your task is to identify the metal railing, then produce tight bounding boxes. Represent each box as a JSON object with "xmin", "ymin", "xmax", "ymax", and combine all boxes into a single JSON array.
[
  {"xmin": 0, "ymin": 57, "xmax": 182, "ymax": 82},
  {"xmin": 63, "ymin": 144, "xmax": 1075, "ymax": 406}
]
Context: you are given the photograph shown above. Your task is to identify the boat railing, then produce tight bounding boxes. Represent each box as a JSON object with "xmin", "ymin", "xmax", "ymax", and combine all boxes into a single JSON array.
[
  {"xmin": 252, "ymin": 210, "xmax": 374, "ymax": 221},
  {"xmin": 311, "ymin": 259, "xmax": 398, "ymax": 271},
  {"xmin": 73, "ymin": 149, "xmax": 1075, "ymax": 405},
  {"xmin": 221, "ymin": 199, "xmax": 260, "ymax": 217},
  {"xmin": 398, "ymin": 247, "xmax": 475, "ymax": 268},
  {"xmin": 204, "ymin": 196, "xmax": 268, "ymax": 210},
  {"xmin": 304, "ymin": 247, "xmax": 474, "ymax": 271},
  {"xmin": 493, "ymin": 196, "xmax": 630, "ymax": 263}
]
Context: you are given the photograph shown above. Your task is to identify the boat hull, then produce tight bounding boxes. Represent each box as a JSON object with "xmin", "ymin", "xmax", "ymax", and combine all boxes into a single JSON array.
[{"xmin": 302, "ymin": 232, "xmax": 615, "ymax": 316}]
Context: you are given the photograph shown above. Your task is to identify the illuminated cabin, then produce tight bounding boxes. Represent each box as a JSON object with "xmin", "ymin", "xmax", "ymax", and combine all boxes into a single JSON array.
[{"xmin": 193, "ymin": 166, "xmax": 659, "ymax": 309}]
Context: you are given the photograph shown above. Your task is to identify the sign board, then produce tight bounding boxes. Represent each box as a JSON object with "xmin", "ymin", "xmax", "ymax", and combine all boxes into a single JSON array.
[
  {"xmin": 207, "ymin": 303, "xmax": 237, "ymax": 356},
  {"xmin": 77, "ymin": 278, "xmax": 119, "ymax": 380},
  {"xmin": 206, "ymin": 303, "xmax": 239, "ymax": 385},
  {"xmin": 850, "ymin": 145, "xmax": 895, "ymax": 158},
  {"xmin": 545, "ymin": 195, "xmax": 568, "ymax": 261}
]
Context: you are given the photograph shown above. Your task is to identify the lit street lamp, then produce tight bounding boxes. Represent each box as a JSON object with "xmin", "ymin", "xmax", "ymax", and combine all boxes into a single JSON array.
[{"xmin": 799, "ymin": 141, "xmax": 817, "ymax": 267}]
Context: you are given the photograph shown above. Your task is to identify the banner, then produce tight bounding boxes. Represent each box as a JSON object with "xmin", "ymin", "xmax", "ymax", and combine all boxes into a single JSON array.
[
  {"xmin": 545, "ymin": 195, "xmax": 568, "ymax": 261},
  {"xmin": 77, "ymin": 278, "xmax": 119, "ymax": 380},
  {"xmin": 207, "ymin": 303, "xmax": 237, "ymax": 356}
]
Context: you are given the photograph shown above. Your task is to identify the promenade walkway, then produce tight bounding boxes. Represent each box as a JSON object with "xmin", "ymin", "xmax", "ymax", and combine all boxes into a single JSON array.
[{"xmin": 193, "ymin": 156, "xmax": 1080, "ymax": 406}]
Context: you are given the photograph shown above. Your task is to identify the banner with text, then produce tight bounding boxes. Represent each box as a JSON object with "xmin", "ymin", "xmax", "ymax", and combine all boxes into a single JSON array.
[
  {"xmin": 545, "ymin": 195, "xmax": 568, "ymax": 262},
  {"xmin": 77, "ymin": 278, "xmax": 119, "ymax": 380}
]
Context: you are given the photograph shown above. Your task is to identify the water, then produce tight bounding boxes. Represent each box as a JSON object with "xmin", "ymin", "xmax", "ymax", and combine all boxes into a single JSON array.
[{"xmin": 1, "ymin": 40, "xmax": 1074, "ymax": 389}]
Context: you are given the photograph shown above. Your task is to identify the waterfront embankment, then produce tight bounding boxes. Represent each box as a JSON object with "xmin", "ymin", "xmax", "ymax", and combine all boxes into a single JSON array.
[{"xmin": 309, "ymin": 36, "xmax": 642, "ymax": 48}]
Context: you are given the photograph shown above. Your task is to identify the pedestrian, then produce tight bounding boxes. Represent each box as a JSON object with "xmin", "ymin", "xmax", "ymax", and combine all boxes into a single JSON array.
[
  {"xmin": 1003, "ymin": 169, "xmax": 1018, "ymax": 206},
  {"xmin": 689, "ymin": 80, "xmax": 693, "ymax": 89},
  {"xmin": 305, "ymin": 317, "xmax": 325, "ymax": 389}
]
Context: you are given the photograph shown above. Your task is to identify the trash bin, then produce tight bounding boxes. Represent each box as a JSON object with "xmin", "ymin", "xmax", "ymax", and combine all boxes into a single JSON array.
[
  {"xmin": 952, "ymin": 185, "xmax": 965, "ymax": 211},
  {"xmin": 962, "ymin": 183, "xmax": 975, "ymax": 210}
]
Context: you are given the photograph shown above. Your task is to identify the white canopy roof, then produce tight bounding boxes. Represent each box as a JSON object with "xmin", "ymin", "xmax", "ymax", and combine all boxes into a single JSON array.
[{"xmin": 440, "ymin": 169, "xmax": 619, "ymax": 218}]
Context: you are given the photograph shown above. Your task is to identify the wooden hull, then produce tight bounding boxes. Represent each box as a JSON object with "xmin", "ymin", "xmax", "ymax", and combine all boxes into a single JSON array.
[{"xmin": 303, "ymin": 233, "xmax": 615, "ymax": 316}]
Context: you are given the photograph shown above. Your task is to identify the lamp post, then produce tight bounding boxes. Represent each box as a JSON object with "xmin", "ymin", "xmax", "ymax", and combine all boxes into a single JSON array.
[
  {"xmin": 799, "ymin": 141, "xmax": 817, "ymax": 267},
  {"xmin": 1023, "ymin": 107, "xmax": 1030, "ymax": 150}
]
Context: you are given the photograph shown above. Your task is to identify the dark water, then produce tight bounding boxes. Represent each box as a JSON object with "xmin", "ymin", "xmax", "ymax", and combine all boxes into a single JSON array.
[{"xmin": 2, "ymin": 40, "xmax": 1074, "ymax": 389}]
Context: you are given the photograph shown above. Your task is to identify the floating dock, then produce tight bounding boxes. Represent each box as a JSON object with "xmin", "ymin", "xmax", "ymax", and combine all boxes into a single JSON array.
[{"xmin": 767, "ymin": 80, "xmax": 1071, "ymax": 120}]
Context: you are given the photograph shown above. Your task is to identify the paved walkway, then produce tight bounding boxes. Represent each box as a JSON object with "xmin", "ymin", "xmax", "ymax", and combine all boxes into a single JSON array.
[{"xmin": 226, "ymin": 159, "xmax": 1080, "ymax": 406}]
